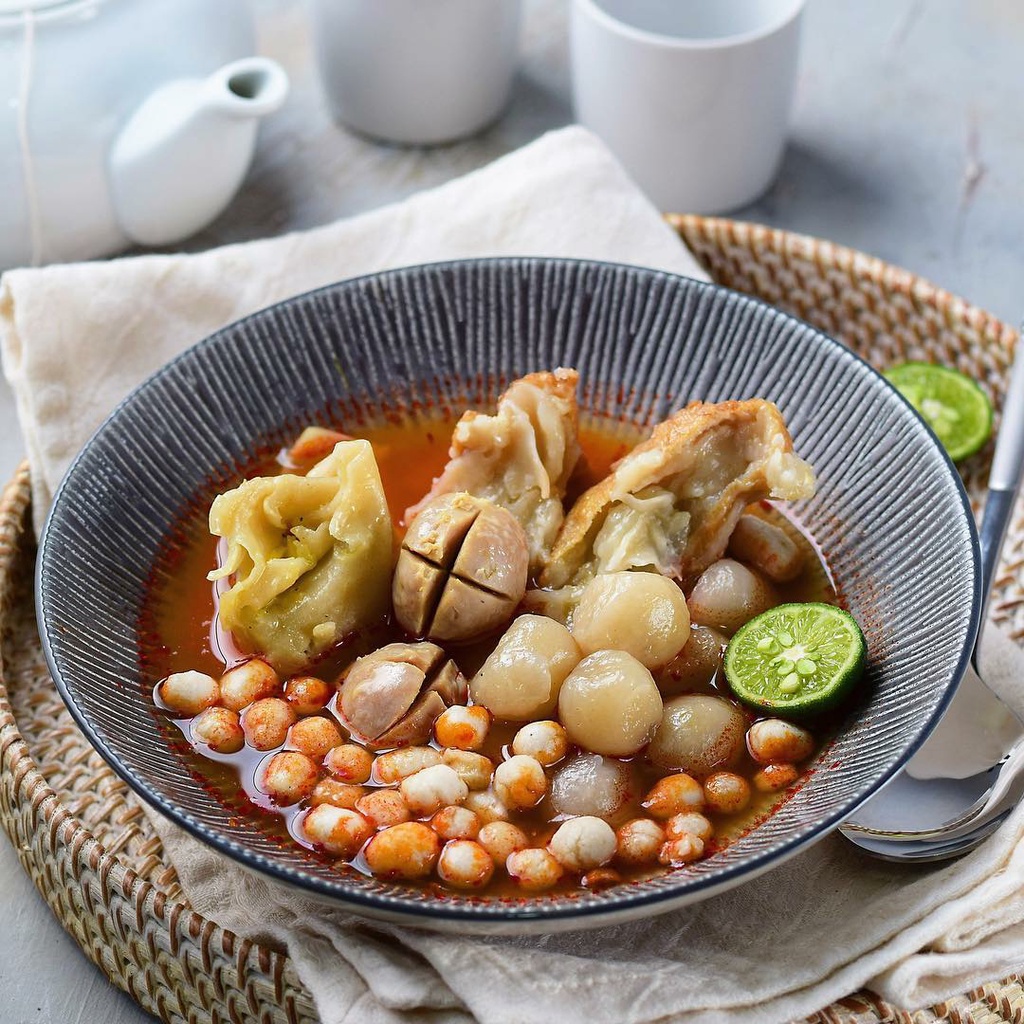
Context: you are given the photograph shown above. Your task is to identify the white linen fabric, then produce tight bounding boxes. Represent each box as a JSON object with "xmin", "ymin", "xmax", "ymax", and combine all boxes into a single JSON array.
[
  {"xmin": 0, "ymin": 126, "xmax": 706, "ymax": 534},
  {"xmin": 3, "ymin": 125, "xmax": 1022, "ymax": 1023},
  {"xmin": 149, "ymin": 630, "xmax": 1024, "ymax": 1024}
]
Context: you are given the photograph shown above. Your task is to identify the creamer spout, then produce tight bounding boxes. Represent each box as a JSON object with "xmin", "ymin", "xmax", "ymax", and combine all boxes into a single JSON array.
[{"xmin": 109, "ymin": 58, "xmax": 288, "ymax": 247}]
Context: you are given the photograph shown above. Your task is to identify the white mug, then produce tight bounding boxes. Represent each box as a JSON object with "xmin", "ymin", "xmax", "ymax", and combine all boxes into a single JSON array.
[
  {"xmin": 311, "ymin": 0, "xmax": 522, "ymax": 146},
  {"xmin": 571, "ymin": 0, "xmax": 806, "ymax": 214}
]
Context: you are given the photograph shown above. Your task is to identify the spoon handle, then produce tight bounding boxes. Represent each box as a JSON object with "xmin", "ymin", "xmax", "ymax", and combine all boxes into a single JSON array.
[{"xmin": 975, "ymin": 339, "xmax": 1024, "ymax": 642}]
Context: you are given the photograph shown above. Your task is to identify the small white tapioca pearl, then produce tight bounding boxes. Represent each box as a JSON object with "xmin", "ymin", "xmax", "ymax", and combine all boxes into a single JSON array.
[
  {"xmin": 477, "ymin": 821, "xmax": 529, "ymax": 863},
  {"xmin": 261, "ymin": 751, "xmax": 319, "ymax": 805},
  {"xmin": 430, "ymin": 805, "xmax": 481, "ymax": 841},
  {"xmin": 303, "ymin": 805, "xmax": 374, "ymax": 859},
  {"xmin": 664, "ymin": 812, "xmax": 713, "ymax": 843},
  {"xmin": 492, "ymin": 755, "xmax": 547, "ymax": 810},
  {"xmin": 506, "ymin": 848, "xmax": 563, "ymax": 891},
  {"xmin": 364, "ymin": 823, "xmax": 440, "ymax": 880},
  {"xmin": 241, "ymin": 698, "xmax": 296, "ymax": 751},
  {"xmin": 615, "ymin": 818, "xmax": 665, "ymax": 866},
  {"xmin": 324, "ymin": 743, "xmax": 374, "ymax": 783},
  {"xmin": 433, "ymin": 705, "xmax": 492, "ymax": 750},
  {"xmin": 374, "ymin": 746, "xmax": 441, "ymax": 784},
  {"xmin": 219, "ymin": 659, "xmax": 279, "ymax": 711},
  {"xmin": 437, "ymin": 840, "xmax": 495, "ymax": 889},
  {"xmin": 463, "ymin": 788, "xmax": 509, "ymax": 824},
  {"xmin": 442, "ymin": 749, "xmax": 495, "ymax": 790},
  {"xmin": 746, "ymin": 719, "xmax": 815, "ymax": 765},
  {"xmin": 548, "ymin": 816, "xmax": 617, "ymax": 872},
  {"xmin": 658, "ymin": 834, "xmax": 705, "ymax": 866},
  {"xmin": 289, "ymin": 716, "xmax": 343, "ymax": 761},
  {"xmin": 702, "ymin": 772, "xmax": 751, "ymax": 815},
  {"xmin": 400, "ymin": 764, "xmax": 468, "ymax": 817},
  {"xmin": 641, "ymin": 773, "xmax": 705, "ymax": 818},
  {"xmin": 511, "ymin": 721, "xmax": 568, "ymax": 766},
  {"xmin": 355, "ymin": 788, "xmax": 411, "ymax": 828},
  {"xmin": 158, "ymin": 671, "xmax": 219, "ymax": 717},
  {"xmin": 191, "ymin": 706, "xmax": 244, "ymax": 754}
]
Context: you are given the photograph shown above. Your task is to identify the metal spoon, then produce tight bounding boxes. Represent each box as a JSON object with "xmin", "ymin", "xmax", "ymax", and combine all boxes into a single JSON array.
[
  {"xmin": 840, "ymin": 810, "xmax": 1010, "ymax": 864},
  {"xmin": 840, "ymin": 341, "xmax": 1024, "ymax": 859}
]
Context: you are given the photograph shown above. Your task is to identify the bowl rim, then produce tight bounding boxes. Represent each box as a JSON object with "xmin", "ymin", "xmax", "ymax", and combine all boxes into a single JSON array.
[{"xmin": 36, "ymin": 256, "xmax": 982, "ymax": 929}]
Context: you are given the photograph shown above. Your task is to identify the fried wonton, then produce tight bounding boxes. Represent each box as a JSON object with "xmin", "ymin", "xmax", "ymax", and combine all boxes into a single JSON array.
[
  {"xmin": 539, "ymin": 399, "xmax": 815, "ymax": 589},
  {"xmin": 209, "ymin": 440, "xmax": 394, "ymax": 674},
  {"xmin": 406, "ymin": 369, "xmax": 581, "ymax": 572}
]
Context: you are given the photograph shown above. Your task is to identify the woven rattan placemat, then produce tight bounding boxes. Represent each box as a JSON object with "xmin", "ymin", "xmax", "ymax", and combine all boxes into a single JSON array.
[{"xmin": 1, "ymin": 215, "xmax": 1022, "ymax": 1023}]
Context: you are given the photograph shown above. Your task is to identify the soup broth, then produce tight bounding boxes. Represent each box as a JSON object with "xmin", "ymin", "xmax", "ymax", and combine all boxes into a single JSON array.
[{"xmin": 141, "ymin": 415, "xmax": 836, "ymax": 896}]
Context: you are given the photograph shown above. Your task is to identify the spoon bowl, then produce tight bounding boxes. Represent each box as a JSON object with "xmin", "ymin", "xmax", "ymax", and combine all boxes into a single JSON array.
[{"xmin": 839, "ymin": 342, "xmax": 1024, "ymax": 860}]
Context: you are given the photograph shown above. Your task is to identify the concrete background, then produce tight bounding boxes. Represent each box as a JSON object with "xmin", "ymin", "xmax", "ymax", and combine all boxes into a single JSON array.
[{"xmin": 2, "ymin": 0, "xmax": 1021, "ymax": 1020}]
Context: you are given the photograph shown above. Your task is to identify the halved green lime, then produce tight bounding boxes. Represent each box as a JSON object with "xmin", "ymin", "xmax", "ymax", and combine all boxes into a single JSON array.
[
  {"xmin": 883, "ymin": 361, "xmax": 992, "ymax": 462},
  {"xmin": 724, "ymin": 603, "xmax": 866, "ymax": 717}
]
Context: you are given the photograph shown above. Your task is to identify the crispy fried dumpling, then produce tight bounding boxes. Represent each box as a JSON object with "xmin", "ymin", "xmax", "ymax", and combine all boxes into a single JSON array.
[
  {"xmin": 406, "ymin": 369, "xmax": 581, "ymax": 572},
  {"xmin": 209, "ymin": 440, "xmax": 394, "ymax": 674},
  {"xmin": 539, "ymin": 399, "xmax": 815, "ymax": 589}
]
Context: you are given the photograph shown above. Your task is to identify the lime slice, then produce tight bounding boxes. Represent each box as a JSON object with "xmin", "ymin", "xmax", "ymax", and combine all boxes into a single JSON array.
[
  {"xmin": 724, "ymin": 603, "xmax": 866, "ymax": 717},
  {"xmin": 883, "ymin": 362, "xmax": 992, "ymax": 462}
]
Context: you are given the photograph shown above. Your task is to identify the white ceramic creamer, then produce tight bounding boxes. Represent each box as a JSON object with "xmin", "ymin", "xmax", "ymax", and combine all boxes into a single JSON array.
[{"xmin": 0, "ymin": 0, "xmax": 288, "ymax": 270}]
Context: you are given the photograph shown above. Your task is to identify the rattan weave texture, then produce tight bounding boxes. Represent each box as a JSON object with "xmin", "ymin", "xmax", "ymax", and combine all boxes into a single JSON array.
[{"xmin": 0, "ymin": 215, "xmax": 1021, "ymax": 1023}]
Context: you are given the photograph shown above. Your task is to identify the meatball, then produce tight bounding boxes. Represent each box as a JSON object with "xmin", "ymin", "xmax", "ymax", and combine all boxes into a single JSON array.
[
  {"xmin": 393, "ymin": 494, "xmax": 529, "ymax": 642},
  {"xmin": 647, "ymin": 694, "xmax": 747, "ymax": 775},
  {"xmin": 550, "ymin": 753, "xmax": 631, "ymax": 818},
  {"xmin": 558, "ymin": 650, "xmax": 663, "ymax": 756},
  {"xmin": 727, "ymin": 515, "xmax": 803, "ymax": 583},
  {"xmin": 470, "ymin": 615, "xmax": 581, "ymax": 721},
  {"xmin": 571, "ymin": 571, "xmax": 690, "ymax": 669},
  {"xmin": 688, "ymin": 559, "xmax": 775, "ymax": 635},
  {"xmin": 656, "ymin": 625, "xmax": 727, "ymax": 697}
]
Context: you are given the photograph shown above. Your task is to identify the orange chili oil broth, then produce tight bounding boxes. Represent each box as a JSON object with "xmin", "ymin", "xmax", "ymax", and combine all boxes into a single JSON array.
[{"xmin": 139, "ymin": 416, "xmax": 836, "ymax": 895}]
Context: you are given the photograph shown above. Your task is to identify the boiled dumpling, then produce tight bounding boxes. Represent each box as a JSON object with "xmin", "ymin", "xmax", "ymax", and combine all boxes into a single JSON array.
[
  {"xmin": 540, "ymin": 399, "xmax": 815, "ymax": 588},
  {"xmin": 405, "ymin": 369, "xmax": 580, "ymax": 572},
  {"xmin": 209, "ymin": 440, "xmax": 393, "ymax": 674}
]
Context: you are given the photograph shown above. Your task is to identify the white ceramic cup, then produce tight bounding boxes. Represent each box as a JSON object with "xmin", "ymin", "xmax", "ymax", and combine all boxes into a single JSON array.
[
  {"xmin": 571, "ymin": 0, "xmax": 805, "ymax": 213},
  {"xmin": 311, "ymin": 0, "xmax": 522, "ymax": 146}
]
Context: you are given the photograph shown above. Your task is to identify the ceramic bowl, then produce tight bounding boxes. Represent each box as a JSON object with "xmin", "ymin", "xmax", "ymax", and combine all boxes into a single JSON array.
[{"xmin": 37, "ymin": 258, "xmax": 979, "ymax": 933}]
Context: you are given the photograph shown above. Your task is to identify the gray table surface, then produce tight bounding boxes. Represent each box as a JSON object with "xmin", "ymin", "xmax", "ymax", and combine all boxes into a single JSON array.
[{"xmin": 2, "ymin": 1, "xmax": 1022, "ymax": 1021}]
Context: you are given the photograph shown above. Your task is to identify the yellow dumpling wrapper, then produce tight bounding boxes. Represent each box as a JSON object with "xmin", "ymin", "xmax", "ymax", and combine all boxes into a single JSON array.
[{"xmin": 208, "ymin": 439, "xmax": 393, "ymax": 674}]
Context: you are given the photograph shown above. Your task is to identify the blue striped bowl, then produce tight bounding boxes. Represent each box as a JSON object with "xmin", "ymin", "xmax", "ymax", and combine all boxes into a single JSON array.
[{"xmin": 37, "ymin": 258, "xmax": 980, "ymax": 933}]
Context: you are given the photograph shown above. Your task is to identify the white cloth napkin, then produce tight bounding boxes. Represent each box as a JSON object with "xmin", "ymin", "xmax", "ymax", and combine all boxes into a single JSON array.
[
  {"xmin": 0, "ymin": 126, "xmax": 706, "ymax": 535},
  {"xmin": 3, "ymin": 125, "xmax": 1023, "ymax": 1023}
]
